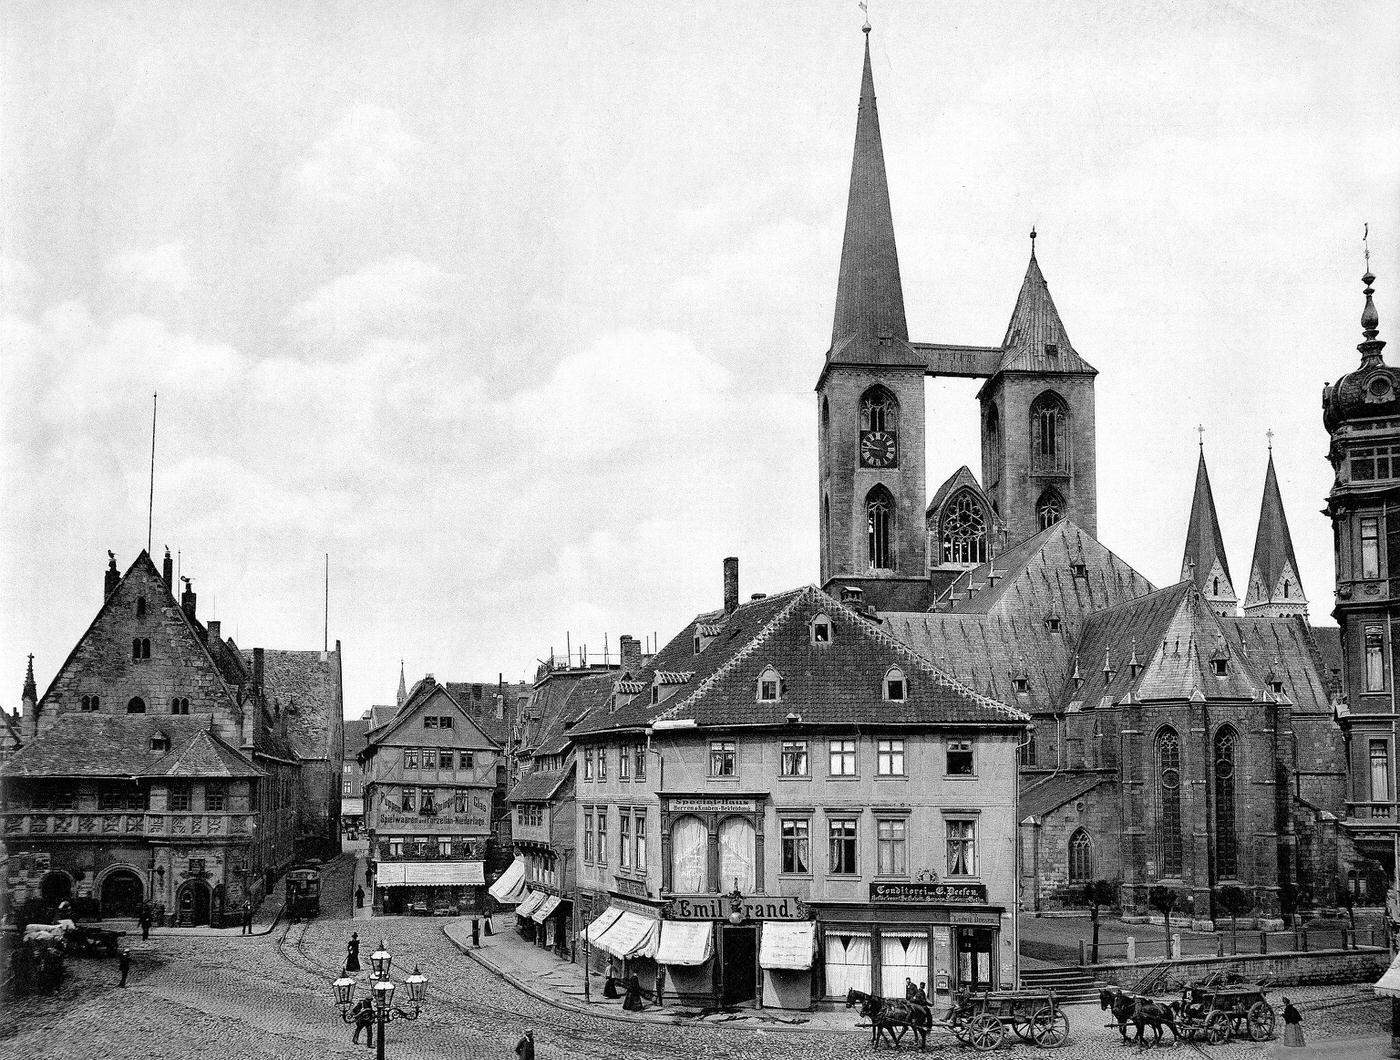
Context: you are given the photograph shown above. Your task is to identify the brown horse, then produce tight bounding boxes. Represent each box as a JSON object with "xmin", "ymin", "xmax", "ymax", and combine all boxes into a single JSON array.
[
  {"xmin": 846, "ymin": 988, "xmax": 931, "ymax": 1050},
  {"xmin": 1100, "ymin": 986, "xmax": 1181, "ymax": 1047}
]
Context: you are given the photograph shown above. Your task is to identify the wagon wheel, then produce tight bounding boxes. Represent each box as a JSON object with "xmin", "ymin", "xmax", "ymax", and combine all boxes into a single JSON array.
[
  {"xmin": 1010, "ymin": 1008, "xmax": 1034, "ymax": 1042},
  {"xmin": 1028, "ymin": 1005, "xmax": 1070, "ymax": 1049},
  {"xmin": 967, "ymin": 1013, "xmax": 1005, "ymax": 1053},
  {"xmin": 1246, "ymin": 1001, "xmax": 1276, "ymax": 1041},
  {"xmin": 1204, "ymin": 1011, "xmax": 1231, "ymax": 1045}
]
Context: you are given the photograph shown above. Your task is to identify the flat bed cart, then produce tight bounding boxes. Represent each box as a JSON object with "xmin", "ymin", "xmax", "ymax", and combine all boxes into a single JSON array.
[
  {"xmin": 1176, "ymin": 983, "xmax": 1275, "ymax": 1044},
  {"xmin": 944, "ymin": 989, "xmax": 1071, "ymax": 1051}
]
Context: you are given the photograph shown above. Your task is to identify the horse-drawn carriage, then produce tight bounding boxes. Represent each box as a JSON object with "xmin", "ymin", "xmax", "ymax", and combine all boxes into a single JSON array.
[
  {"xmin": 847, "ymin": 986, "xmax": 1070, "ymax": 1051},
  {"xmin": 285, "ymin": 867, "xmax": 322, "ymax": 920},
  {"xmin": 1175, "ymin": 980, "xmax": 1275, "ymax": 1043}
]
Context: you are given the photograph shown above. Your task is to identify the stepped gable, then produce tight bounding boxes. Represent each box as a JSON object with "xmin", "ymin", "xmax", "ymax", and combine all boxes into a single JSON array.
[
  {"xmin": 254, "ymin": 649, "xmax": 341, "ymax": 760},
  {"xmin": 2, "ymin": 714, "xmax": 262, "ymax": 778}
]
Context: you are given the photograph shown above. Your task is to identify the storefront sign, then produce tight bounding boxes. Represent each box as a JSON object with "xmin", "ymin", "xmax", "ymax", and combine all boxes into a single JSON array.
[
  {"xmin": 666, "ymin": 797, "xmax": 757, "ymax": 813},
  {"xmin": 870, "ymin": 882, "xmax": 987, "ymax": 905},
  {"xmin": 949, "ymin": 910, "xmax": 1001, "ymax": 926},
  {"xmin": 376, "ymin": 811, "xmax": 489, "ymax": 829},
  {"xmin": 614, "ymin": 875, "xmax": 648, "ymax": 898},
  {"xmin": 665, "ymin": 894, "xmax": 810, "ymax": 921}
]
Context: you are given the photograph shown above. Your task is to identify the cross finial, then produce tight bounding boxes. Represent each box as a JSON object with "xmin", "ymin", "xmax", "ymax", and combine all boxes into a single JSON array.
[
  {"xmin": 1196, "ymin": 424, "xmax": 1205, "ymax": 450},
  {"xmin": 1266, "ymin": 428, "xmax": 1274, "ymax": 452},
  {"xmin": 1365, "ymin": 222, "xmax": 1371, "ymax": 273},
  {"xmin": 1030, "ymin": 226, "xmax": 1037, "ymax": 258}
]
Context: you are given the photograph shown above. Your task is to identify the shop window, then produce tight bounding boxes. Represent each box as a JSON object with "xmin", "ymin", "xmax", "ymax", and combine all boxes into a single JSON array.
[
  {"xmin": 438, "ymin": 837, "xmax": 451, "ymax": 857},
  {"xmin": 828, "ymin": 817, "xmax": 859, "ymax": 875},
  {"xmin": 781, "ymin": 740, "xmax": 809, "ymax": 777},
  {"xmin": 946, "ymin": 738, "xmax": 974, "ymax": 776},
  {"xmin": 877, "ymin": 818, "xmax": 907, "ymax": 875},
  {"xmin": 389, "ymin": 837, "xmax": 403, "ymax": 857},
  {"xmin": 828, "ymin": 739, "xmax": 857, "ymax": 776},
  {"xmin": 781, "ymin": 818, "xmax": 810, "ymax": 874},
  {"xmin": 669, "ymin": 815, "xmax": 707, "ymax": 892},
  {"xmin": 877, "ymin": 739, "xmax": 905, "ymax": 776},
  {"xmin": 945, "ymin": 819, "xmax": 976, "ymax": 876}
]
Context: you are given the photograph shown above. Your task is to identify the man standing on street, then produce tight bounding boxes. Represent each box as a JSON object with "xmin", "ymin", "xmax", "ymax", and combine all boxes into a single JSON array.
[
  {"xmin": 240, "ymin": 899, "xmax": 253, "ymax": 935},
  {"xmin": 355, "ymin": 885, "xmax": 365, "ymax": 909},
  {"xmin": 350, "ymin": 998, "xmax": 375, "ymax": 1048},
  {"xmin": 118, "ymin": 950, "xmax": 131, "ymax": 988},
  {"xmin": 139, "ymin": 906, "xmax": 152, "ymax": 942}
]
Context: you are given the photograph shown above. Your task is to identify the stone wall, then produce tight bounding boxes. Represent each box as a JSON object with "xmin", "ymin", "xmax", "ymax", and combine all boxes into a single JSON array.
[{"xmin": 1090, "ymin": 947, "xmax": 1387, "ymax": 989}]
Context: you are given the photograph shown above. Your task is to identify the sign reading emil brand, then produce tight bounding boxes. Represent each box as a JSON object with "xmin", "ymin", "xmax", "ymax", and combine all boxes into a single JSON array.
[
  {"xmin": 870, "ymin": 881, "xmax": 988, "ymax": 905},
  {"xmin": 666, "ymin": 797, "xmax": 757, "ymax": 813},
  {"xmin": 665, "ymin": 894, "xmax": 810, "ymax": 921}
]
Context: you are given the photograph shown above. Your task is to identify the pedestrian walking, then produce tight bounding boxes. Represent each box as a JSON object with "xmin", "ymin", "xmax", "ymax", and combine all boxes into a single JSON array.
[
  {"xmin": 904, "ymin": 977, "xmax": 916, "ymax": 1000},
  {"xmin": 622, "ymin": 973, "xmax": 644, "ymax": 1011},
  {"xmin": 355, "ymin": 885, "xmax": 365, "ymax": 909},
  {"xmin": 240, "ymin": 899, "xmax": 253, "ymax": 935},
  {"xmin": 514, "ymin": 1030, "xmax": 535, "ymax": 1060},
  {"xmin": 350, "ymin": 998, "xmax": 375, "ymax": 1048},
  {"xmin": 1282, "ymin": 997, "xmax": 1305, "ymax": 1047},
  {"xmin": 118, "ymin": 949, "xmax": 131, "ymax": 987},
  {"xmin": 346, "ymin": 932, "xmax": 361, "ymax": 973},
  {"xmin": 138, "ymin": 906, "xmax": 152, "ymax": 942}
]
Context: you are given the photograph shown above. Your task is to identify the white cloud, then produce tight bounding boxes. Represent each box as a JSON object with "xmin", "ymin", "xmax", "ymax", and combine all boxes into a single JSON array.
[
  {"xmin": 0, "ymin": 257, "xmax": 38, "ymax": 315},
  {"xmin": 292, "ymin": 104, "xmax": 424, "ymax": 207},
  {"xmin": 106, "ymin": 244, "xmax": 195, "ymax": 299},
  {"xmin": 290, "ymin": 254, "xmax": 450, "ymax": 350}
]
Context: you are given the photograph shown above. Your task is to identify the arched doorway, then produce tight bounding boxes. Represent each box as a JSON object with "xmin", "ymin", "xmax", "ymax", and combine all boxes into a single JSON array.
[
  {"xmin": 177, "ymin": 880, "xmax": 212, "ymax": 926},
  {"xmin": 39, "ymin": 871, "xmax": 72, "ymax": 905},
  {"xmin": 101, "ymin": 868, "xmax": 145, "ymax": 918}
]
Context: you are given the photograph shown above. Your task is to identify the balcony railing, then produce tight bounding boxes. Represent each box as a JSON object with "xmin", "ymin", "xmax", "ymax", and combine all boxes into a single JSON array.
[
  {"xmin": 1, "ymin": 811, "xmax": 258, "ymax": 837},
  {"xmin": 1347, "ymin": 802, "xmax": 1396, "ymax": 820}
]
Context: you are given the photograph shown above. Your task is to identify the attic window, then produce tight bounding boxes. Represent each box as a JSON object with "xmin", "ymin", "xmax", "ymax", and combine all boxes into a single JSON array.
[
  {"xmin": 1012, "ymin": 677, "xmax": 1029, "ymax": 694},
  {"xmin": 1269, "ymin": 678, "xmax": 1285, "ymax": 694},
  {"xmin": 885, "ymin": 667, "xmax": 907, "ymax": 702},
  {"xmin": 811, "ymin": 614, "xmax": 833, "ymax": 645},
  {"xmin": 136, "ymin": 596, "xmax": 147, "ymax": 617},
  {"xmin": 1044, "ymin": 343, "xmax": 1058, "ymax": 357},
  {"xmin": 1070, "ymin": 562, "xmax": 1088, "ymax": 579},
  {"xmin": 1044, "ymin": 615, "xmax": 1062, "ymax": 632},
  {"xmin": 758, "ymin": 666, "xmax": 782, "ymax": 703},
  {"xmin": 150, "ymin": 733, "xmax": 170, "ymax": 752},
  {"xmin": 1211, "ymin": 658, "xmax": 1228, "ymax": 677}
]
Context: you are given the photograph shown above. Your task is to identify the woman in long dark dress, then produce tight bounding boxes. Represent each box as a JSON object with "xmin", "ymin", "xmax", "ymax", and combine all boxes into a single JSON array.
[
  {"xmin": 346, "ymin": 932, "xmax": 361, "ymax": 973},
  {"xmin": 1282, "ymin": 998, "xmax": 1304, "ymax": 1047}
]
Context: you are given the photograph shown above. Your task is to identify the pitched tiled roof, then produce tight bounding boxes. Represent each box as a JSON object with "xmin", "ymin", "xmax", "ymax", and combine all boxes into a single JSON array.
[
  {"xmin": 1221, "ymin": 616, "xmax": 1334, "ymax": 715},
  {"xmin": 444, "ymin": 679, "xmax": 528, "ymax": 746},
  {"xmin": 575, "ymin": 587, "xmax": 1026, "ymax": 736},
  {"xmin": 1181, "ymin": 448, "xmax": 1235, "ymax": 591},
  {"xmin": 254, "ymin": 649, "xmax": 342, "ymax": 760},
  {"xmin": 1244, "ymin": 452, "xmax": 1305, "ymax": 608},
  {"xmin": 994, "ymin": 250, "xmax": 1096, "ymax": 375},
  {"xmin": 506, "ymin": 767, "xmax": 571, "ymax": 803},
  {"xmin": 523, "ymin": 672, "xmax": 615, "ymax": 757},
  {"xmin": 1, "ymin": 714, "xmax": 262, "ymax": 778},
  {"xmin": 1019, "ymin": 771, "xmax": 1109, "ymax": 820},
  {"xmin": 1311, "ymin": 626, "xmax": 1343, "ymax": 686},
  {"xmin": 343, "ymin": 717, "xmax": 371, "ymax": 758}
]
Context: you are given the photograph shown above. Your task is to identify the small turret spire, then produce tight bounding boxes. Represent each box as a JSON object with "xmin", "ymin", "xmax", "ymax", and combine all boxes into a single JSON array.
[
  {"xmin": 1243, "ymin": 447, "xmax": 1307, "ymax": 619},
  {"xmin": 1180, "ymin": 444, "xmax": 1237, "ymax": 615},
  {"xmin": 23, "ymin": 653, "xmax": 36, "ymax": 702},
  {"xmin": 397, "ymin": 659, "xmax": 408, "ymax": 708},
  {"xmin": 1360, "ymin": 223, "xmax": 1386, "ymax": 366}
]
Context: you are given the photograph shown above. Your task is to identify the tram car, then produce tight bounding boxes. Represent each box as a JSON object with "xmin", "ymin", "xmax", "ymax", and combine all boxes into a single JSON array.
[{"xmin": 285, "ymin": 868, "xmax": 322, "ymax": 920}]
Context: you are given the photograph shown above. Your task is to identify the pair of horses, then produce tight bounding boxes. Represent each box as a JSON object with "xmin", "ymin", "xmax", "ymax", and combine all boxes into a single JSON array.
[
  {"xmin": 1100, "ymin": 986, "xmax": 1182, "ymax": 1047},
  {"xmin": 846, "ymin": 988, "xmax": 933, "ymax": 1050}
]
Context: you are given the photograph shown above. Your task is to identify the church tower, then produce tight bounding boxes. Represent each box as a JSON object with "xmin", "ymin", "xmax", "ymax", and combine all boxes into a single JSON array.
[
  {"xmin": 1180, "ymin": 443, "xmax": 1239, "ymax": 616},
  {"xmin": 1323, "ymin": 259, "xmax": 1399, "ymax": 875},
  {"xmin": 817, "ymin": 28, "xmax": 928, "ymax": 602},
  {"xmin": 978, "ymin": 235, "xmax": 1097, "ymax": 547},
  {"xmin": 1243, "ymin": 447, "xmax": 1307, "ymax": 618}
]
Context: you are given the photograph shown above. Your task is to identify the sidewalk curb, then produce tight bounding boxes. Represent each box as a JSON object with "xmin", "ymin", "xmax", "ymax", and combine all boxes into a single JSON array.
[
  {"xmin": 85, "ymin": 904, "xmax": 286, "ymax": 940},
  {"xmin": 439, "ymin": 926, "xmax": 840, "ymax": 1035}
]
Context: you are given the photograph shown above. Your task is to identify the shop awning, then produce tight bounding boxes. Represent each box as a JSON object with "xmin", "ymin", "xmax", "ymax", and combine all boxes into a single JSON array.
[
  {"xmin": 759, "ymin": 921, "xmax": 817, "ymax": 971},
  {"xmin": 655, "ymin": 921, "xmax": 713, "ymax": 967},
  {"xmin": 516, "ymin": 890, "xmax": 547, "ymax": 918},
  {"xmin": 488, "ymin": 858, "xmax": 527, "ymax": 905},
  {"xmin": 375, "ymin": 861, "xmax": 485, "ymax": 887},
  {"xmin": 531, "ymin": 894, "xmax": 563, "ymax": 923},
  {"xmin": 341, "ymin": 798, "xmax": 364, "ymax": 816},
  {"xmin": 580, "ymin": 906, "xmax": 623, "ymax": 945},
  {"xmin": 595, "ymin": 910, "xmax": 660, "ymax": 960},
  {"xmin": 1376, "ymin": 951, "xmax": 1400, "ymax": 997}
]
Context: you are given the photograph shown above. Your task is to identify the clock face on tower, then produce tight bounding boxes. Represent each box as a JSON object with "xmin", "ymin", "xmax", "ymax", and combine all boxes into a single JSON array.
[{"xmin": 860, "ymin": 430, "xmax": 898, "ymax": 468}]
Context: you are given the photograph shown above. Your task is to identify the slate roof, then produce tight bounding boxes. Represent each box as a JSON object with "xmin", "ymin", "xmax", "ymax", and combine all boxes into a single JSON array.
[
  {"xmin": 530, "ymin": 673, "xmax": 615, "ymax": 757},
  {"xmin": 1311, "ymin": 626, "xmax": 1343, "ymax": 688},
  {"xmin": 1244, "ymin": 452, "xmax": 1305, "ymax": 607},
  {"xmin": 993, "ymin": 249, "xmax": 1096, "ymax": 376},
  {"xmin": 343, "ymin": 717, "xmax": 371, "ymax": 759},
  {"xmin": 573, "ymin": 586, "xmax": 1027, "ymax": 737},
  {"xmin": 1019, "ymin": 771, "xmax": 1109, "ymax": 820},
  {"xmin": 1, "ymin": 714, "xmax": 262, "ymax": 779},
  {"xmin": 506, "ymin": 767, "xmax": 571, "ymax": 804},
  {"xmin": 444, "ymin": 679, "xmax": 528, "ymax": 747},
  {"xmin": 827, "ymin": 34, "xmax": 913, "ymax": 366},
  {"xmin": 1181, "ymin": 448, "xmax": 1234, "ymax": 590},
  {"xmin": 1221, "ymin": 616, "xmax": 1335, "ymax": 715},
  {"xmin": 254, "ymin": 649, "xmax": 342, "ymax": 760}
]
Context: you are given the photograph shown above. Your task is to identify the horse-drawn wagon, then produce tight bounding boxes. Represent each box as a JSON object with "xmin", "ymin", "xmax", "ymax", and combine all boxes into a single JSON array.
[
  {"xmin": 847, "ymin": 986, "xmax": 1070, "ymax": 1051},
  {"xmin": 1176, "ymin": 981, "xmax": 1275, "ymax": 1043}
]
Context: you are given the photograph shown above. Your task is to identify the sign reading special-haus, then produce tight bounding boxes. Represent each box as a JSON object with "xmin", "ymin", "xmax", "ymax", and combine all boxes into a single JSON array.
[{"xmin": 870, "ymin": 881, "xmax": 988, "ymax": 905}]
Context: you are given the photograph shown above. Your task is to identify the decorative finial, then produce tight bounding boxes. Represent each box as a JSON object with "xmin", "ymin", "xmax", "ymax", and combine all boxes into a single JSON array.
[
  {"xmin": 1365, "ymin": 221, "xmax": 1371, "ymax": 273},
  {"xmin": 1266, "ymin": 428, "xmax": 1274, "ymax": 452},
  {"xmin": 1030, "ymin": 226, "xmax": 1037, "ymax": 259},
  {"xmin": 1196, "ymin": 424, "xmax": 1205, "ymax": 450},
  {"xmin": 1362, "ymin": 225, "xmax": 1380, "ymax": 344},
  {"xmin": 859, "ymin": 0, "xmax": 870, "ymax": 32}
]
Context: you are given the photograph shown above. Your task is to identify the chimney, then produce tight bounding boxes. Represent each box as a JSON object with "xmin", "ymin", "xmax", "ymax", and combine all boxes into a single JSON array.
[
  {"xmin": 104, "ymin": 553, "xmax": 119, "ymax": 599},
  {"xmin": 253, "ymin": 647, "xmax": 265, "ymax": 697},
  {"xmin": 208, "ymin": 620, "xmax": 221, "ymax": 643},
  {"xmin": 180, "ymin": 578, "xmax": 197, "ymax": 620},
  {"xmin": 723, "ymin": 556, "xmax": 739, "ymax": 614},
  {"xmin": 619, "ymin": 635, "xmax": 643, "ymax": 676},
  {"xmin": 162, "ymin": 548, "xmax": 174, "ymax": 589}
]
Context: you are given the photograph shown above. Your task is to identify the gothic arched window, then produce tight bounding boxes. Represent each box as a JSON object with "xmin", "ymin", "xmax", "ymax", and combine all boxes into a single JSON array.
[
  {"xmin": 127, "ymin": 697, "xmax": 147, "ymax": 715},
  {"xmin": 867, "ymin": 487, "xmax": 895, "ymax": 570},
  {"xmin": 1158, "ymin": 728, "xmax": 1183, "ymax": 877},
  {"xmin": 1030, "ymin": 391, "xmax": 1070, "ymax": 474},
  {"xmin": 1068, "ymin": 828, "xmax": 1094, "ymax": 884},
  {"xmin": 1214, "ymin": 727, "xmax": 1239, "ymax": 879},
  {"xmin": 1036, "ymin": 488, "xmax": 1065, "ymax": 531},
  {"xmin": 941, "ymin": 491, "xmax": 988, "ymax": 565},
  {"xmin": 860, "ymin": 386, "xmax": 898, "ymax": 433}
]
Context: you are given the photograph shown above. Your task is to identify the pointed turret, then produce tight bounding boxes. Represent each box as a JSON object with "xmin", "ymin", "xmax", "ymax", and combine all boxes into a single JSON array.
[
  {"xmin": 1181, "ymin": 445, "xmax": 1238, "ymax": 616},
  {"xmin": 828, "ymin": 29, "xmax": 912, "ymax": 363},
  {"xmin": 1243, "ymin": 449, "xmax": 1307, "ymax": 618},
  {"xmin": 995, "ymin": 238, "xmax": 1097, "ymax": 375},
  {"xmin": 21, "ymin": 653, "xmax": 38, "ymax": 741},
  {"xmin": 397, "ymin": 660, "xmax": 408, "ymax": 708}
]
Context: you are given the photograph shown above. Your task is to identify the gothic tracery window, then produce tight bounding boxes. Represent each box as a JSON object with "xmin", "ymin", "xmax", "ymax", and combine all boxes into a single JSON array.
[
  {"xmin": 1158, "ymin": 728, "xmax": 1183, "ymax": 877},
  {"xmin": 867, "ymin": 487, "xmax": 894, "ymax": 570},
  {"xmin": 860, "ymin": 387, "xmax": 898, "ymax": 433},
  {"xmin": 1036, "ymin": 488, "xmax": 1065, "ymax": 531},
  {"xmin": 941, "ymin": 492, "xmax": 988, "ymax": 565},
  {"xmin": 1030, "ymin": 391, "xmax": 1070, "ymax": 474},
  {"xmin": 1068, "ymin": 828, "xmax": 1093, "ymax": 884},
  {"xmin": 1214, "ymin": 727, "xmax": 1239, "ymax": 879}
]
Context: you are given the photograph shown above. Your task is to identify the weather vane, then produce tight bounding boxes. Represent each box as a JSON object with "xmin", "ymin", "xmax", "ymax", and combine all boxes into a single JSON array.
[
  {"xmin": 1365, "ymin": 221, "xmax": 1371, "ymax": 272},
  {"xmin": 1196, "ymin": 424, "xmax": 1205, "ymax": 450},
  {"xmin": 859, "ymin": 0, "xmax": 870, "ymax": 32},
  {"xmin": 1266, "ymin": 428, "xmax": 1274, "ymax": 452}
]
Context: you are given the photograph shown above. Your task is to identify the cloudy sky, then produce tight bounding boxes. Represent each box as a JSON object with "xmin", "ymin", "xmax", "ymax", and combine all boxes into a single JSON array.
[{"xmin": 3, "ymin": 1, "xmax": 1398, "ymax": 719}]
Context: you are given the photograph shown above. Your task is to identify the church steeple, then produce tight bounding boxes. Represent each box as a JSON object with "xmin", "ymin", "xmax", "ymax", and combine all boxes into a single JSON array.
[
  {"xmin": 1243, "ymin": 446, "xmax": 1307, "ymax": 618},
  {"xmin": 1181, "ymin": 443, "xmax": 1238, "ymax": 616},
  {"xmin": 995, "ymin": 239, "xmax": 1096, "ymax": 375},
  {"xmin": 828, "ymin": 29, "xmax": 910, "ymax": 361},
  {"xmin": 397, "ymin": 659, "xmax": 407, "ymax": 708}
]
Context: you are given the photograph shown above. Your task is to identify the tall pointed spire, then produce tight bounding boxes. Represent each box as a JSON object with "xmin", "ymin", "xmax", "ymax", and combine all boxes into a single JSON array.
[
  {"xmin": 1181, "ymin": 445, "xmax": 1238, "ymax": 616},
  {"xmin": 828, "ymin": 29, "xmax": 909, "ymax": 361},
  {"xmin": 1243, "ymin": 448, "xmax": 1307, "ymax": 618},
  {"xmin": 397, "ymin": 659, "xmax": 407, "ymax": 708},
  {"xmin": 995, "ymin": 236, "xmax": 1096, "ymax": 374}
]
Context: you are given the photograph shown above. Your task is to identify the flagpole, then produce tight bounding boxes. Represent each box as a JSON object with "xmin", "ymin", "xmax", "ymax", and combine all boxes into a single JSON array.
[{"xmin": 147, "ymin": 393, "xmax": 157, "ymax": 553}]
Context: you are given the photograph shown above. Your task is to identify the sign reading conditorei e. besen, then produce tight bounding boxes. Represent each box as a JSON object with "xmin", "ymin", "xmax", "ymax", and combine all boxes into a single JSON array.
[{"xmin": 870, "ymin": 881, "xmax": 987, "ymax": 904}]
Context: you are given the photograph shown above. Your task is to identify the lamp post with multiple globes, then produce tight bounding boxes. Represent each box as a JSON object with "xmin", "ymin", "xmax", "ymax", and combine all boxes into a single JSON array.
[{"xmin": 332, "ymin": 939, "xmax": 427, "ymax": 1060}]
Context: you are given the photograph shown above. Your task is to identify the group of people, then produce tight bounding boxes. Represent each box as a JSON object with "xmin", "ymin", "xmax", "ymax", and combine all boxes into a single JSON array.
[{"xmin": 903, "ymin": 977, "xmax": 932, "ymax": 1012}]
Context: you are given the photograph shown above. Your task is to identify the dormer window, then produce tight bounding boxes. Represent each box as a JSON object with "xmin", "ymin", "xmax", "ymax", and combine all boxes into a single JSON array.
[
  {"xmin": 1070, "ymin": 562, "xmax": 1087, "ymax": 579},
  {"xmin": 1211, "ymin": 658, "xmax": 1228, "ymax": 677},
  {"xmin": 758, "ymin": 666, "xmax": 782, "ymax": 703},
  {"xmin": 1044, "ymin": 343, "xmax": 1058, "ymax": 357},
  {"xmin": 150, "ymin": 732, "xmax": 170, "ymax": 753},
  {"xmin": 811, "ymin": 614, "xmax": 833, "ymax": 645},
  {"xmin": 1269, "ymin": 678, "xmax": 1285, "ymax": 694},
  {"xmin": 651, "ymin": 686, "xmax": 659, "ymax": 705},
  {"xmin": 884, "ymin": 667, "xmax": 907, "ymax": 702},
  {"xmin": 1044, "ymin": 615, "xmax": 1062, "ymax": 632},
  {"xmin": 1012, "ymin": 676, "xmax": 1029, "ymax": 694}
]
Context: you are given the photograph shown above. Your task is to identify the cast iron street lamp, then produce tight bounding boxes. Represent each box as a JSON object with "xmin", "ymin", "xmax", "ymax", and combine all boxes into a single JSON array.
[{"xmin": 332, "ymin": 939, "xmax": 427, "ymax": 1060}]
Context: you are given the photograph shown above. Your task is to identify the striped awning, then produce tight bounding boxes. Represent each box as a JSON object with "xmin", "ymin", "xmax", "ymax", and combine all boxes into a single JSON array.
[
  {"xmin": 1375, "ymin": 951, "xmax": 1400, "ymax": 997},
  {"xmin": 488, "ymin": 858, "xmax": 527, "ymax": 905},
  {"xmin": 759, "ymin": 921, "xmax": 816, "ymax": 971},
  {"xmin": 530, "ymin": 894, "xmax": 562, "ymax": 923},
  {"xmin": 580, "ymin": 906, "xmax": 623, "ymax": 945},
  {"xmin": 595, "ymin": 910, "xmax": 660, "ymax": 960},
  {"xmin": 516, "ymin": 890, "xmax": 547, "ymax": 918},
  {"xmin": 655, "ymin": 921, "xmax": 713, "ymax": 967},
  {"xmin": 376, "ymin": 861, "xmax": 483, "ymax": 887}
]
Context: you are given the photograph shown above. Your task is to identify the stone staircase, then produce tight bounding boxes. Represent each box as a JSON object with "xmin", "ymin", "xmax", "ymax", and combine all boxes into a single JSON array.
[{"xmin": 1019, "ymin": 964, "xmax": 1103, "ymax": 1004}]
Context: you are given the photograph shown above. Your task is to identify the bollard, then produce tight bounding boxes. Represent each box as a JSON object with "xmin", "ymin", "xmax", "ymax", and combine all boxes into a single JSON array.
[
  {"xmin": 1172, "ymin": 933, "xmax": 1182, "ymax": 960},
  {"xmin": 1126, "ymin": 936, "xmax": 1136, "ymax": 963},
  {"xmin": 472, "ymin": 917, "xmax": 481, "ymax": 947},
  {"xmin": 484, "ymin": 914, "xmax": 493, "ymax": 937}
]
